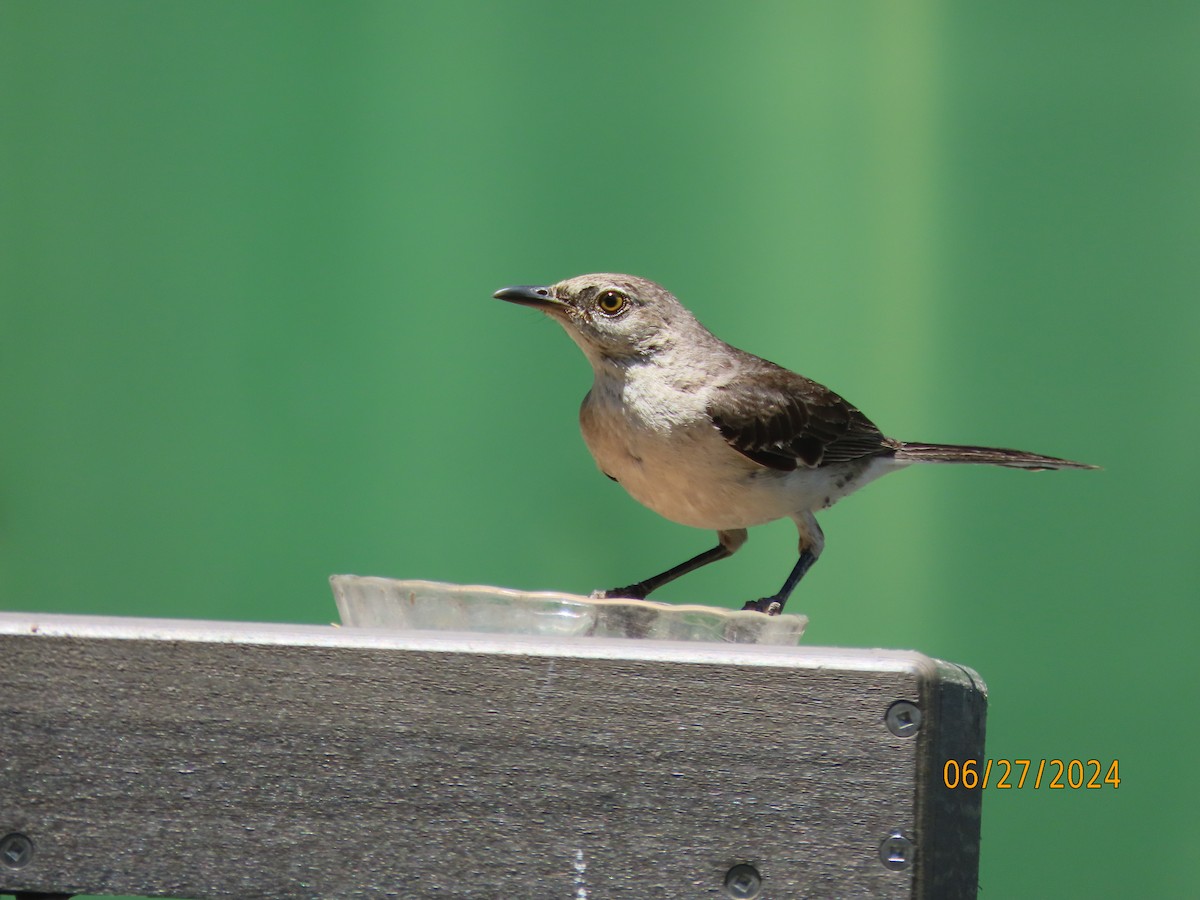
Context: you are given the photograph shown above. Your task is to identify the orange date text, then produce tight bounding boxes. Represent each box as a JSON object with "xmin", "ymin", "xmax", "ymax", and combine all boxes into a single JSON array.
[{"xmin": 942, "ymin": 759, "xmax": 1120, "ymax": 790}]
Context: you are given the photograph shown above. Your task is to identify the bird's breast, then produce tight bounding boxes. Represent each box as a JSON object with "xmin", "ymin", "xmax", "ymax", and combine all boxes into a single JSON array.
[{"xmin": 579, "ymin": 379, "xmax": 813, "ymax": 530}]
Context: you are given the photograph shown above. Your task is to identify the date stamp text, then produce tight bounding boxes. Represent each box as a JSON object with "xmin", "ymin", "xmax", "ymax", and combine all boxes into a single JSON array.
[{"xmin": 943, "ymin": 759, "xmax": 1120, "ymax": 790}]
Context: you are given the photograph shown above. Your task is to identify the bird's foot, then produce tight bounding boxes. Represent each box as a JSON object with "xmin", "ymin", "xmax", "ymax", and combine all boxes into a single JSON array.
[
  {"xmin": 591, "ymin": 583, "xmax": 650, "ymax": 600},
  {"xmin": 742, "ymin": 596, "xmax": 783, "ymax": 616}
]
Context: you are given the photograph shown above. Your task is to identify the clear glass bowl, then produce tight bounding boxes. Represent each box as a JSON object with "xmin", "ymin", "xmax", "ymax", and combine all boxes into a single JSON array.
[{"xmin": 331, "ymin": 575, "xmax": 807, "ymax": 646}]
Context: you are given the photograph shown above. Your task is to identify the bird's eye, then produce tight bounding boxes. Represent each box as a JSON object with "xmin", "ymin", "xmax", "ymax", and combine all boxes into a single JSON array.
[{"xmin": 596, "ymin": 289, "xmax": 629, "ymax": 316}]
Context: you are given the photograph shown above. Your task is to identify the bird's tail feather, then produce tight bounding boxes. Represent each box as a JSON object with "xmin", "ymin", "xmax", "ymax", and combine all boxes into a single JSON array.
[{"xmin": 895, "ymin": 442, "xmax": 1097, "ymax": 471}]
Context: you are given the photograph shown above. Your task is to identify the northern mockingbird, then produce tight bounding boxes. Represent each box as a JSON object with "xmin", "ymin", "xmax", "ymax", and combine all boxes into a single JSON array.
[{"xmin": 495, "ymin": 273, "xmax": 1094, "ymax": 615}]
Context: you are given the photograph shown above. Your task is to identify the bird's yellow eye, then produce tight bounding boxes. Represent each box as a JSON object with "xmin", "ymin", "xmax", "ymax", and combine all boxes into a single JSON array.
[{"xmin": 596, "ymin": 289, "xmax": 629, "ymax": 316}]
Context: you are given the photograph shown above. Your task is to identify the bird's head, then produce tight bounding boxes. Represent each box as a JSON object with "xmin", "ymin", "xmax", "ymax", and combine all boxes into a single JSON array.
[{"xmin": 494, "ymin": 273, "xmax": 697, "ymax": 365}]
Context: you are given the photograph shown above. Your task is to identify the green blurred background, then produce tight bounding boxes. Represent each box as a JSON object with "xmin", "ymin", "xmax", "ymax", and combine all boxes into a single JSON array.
[{"xmin": 2, "ymin": 2, "xmax": 1196, "ymax": 897}]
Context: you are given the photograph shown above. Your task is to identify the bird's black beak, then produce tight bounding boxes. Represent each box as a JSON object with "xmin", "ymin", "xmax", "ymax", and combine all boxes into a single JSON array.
[{"xmin": 493, "ymin": 285, "xmax": 566, "ymax": 313}]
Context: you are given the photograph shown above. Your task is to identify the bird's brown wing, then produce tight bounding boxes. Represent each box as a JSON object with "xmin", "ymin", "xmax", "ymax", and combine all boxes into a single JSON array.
[{"xmin": 706, "ymin": 363, "xmax": 897, "ymax": 471}]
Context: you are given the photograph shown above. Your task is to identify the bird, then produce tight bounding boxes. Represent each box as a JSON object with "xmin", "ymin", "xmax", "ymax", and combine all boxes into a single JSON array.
[{"xmin": 494, "ymin": 274, "xmax": 1095, "ymax": 615}]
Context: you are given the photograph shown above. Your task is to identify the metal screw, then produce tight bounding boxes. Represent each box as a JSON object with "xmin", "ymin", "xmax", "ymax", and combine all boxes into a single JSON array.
[
  {"xmin": 0, "ymin": 832, "xmax": 34, "ymax": 869},
  {"xmin": 885, "ymin": 700, "xmax": 922, "ymax": 737},
  {"xmin": 723, "ymin": 863, "xmax": 763, "ymax": 899},
  {"xmin": 879, "ymin": 832, "xmax": 915, "ymax": 870}
]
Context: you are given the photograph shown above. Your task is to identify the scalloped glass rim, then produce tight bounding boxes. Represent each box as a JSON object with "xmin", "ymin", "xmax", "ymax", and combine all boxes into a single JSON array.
[{"xmin": 331, "ymin": 575, "xmax": 807, "ymax": 646}]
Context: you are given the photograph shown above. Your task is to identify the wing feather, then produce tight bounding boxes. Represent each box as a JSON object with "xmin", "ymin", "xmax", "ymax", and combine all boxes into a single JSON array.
[{"xmin": 707, "ymin": 362, "xmax": 896, "ymax": 470}]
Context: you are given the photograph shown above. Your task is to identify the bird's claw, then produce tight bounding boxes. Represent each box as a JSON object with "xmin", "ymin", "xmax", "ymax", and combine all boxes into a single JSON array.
[
  {"xmin": 592, "ymin": 584, "xmax": 649, "ymax": 600},
  {"xmin": 742, "ymin": 597, "xmax": 783, "ymax": 616}
]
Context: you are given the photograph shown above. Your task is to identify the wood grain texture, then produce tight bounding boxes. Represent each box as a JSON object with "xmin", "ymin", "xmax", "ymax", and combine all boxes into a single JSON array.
[{"xmin": 0, "ymin": 614, "xmax": 985, "ymax": 899}]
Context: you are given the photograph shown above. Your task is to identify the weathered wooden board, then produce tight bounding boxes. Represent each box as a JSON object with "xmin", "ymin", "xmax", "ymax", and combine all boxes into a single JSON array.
[{"xmin": 0, "ymin": 613, "xmax": 985, "ymax": 899}]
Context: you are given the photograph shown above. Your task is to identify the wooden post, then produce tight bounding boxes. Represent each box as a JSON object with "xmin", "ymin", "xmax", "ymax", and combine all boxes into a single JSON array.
[{"xmin": 0, "ymin": 612, "xmax": 985, "ymax": 899}]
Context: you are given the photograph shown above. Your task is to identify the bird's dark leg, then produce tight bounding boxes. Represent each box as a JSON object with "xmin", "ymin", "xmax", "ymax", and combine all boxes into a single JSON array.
[
  {"xmin": 599, "ymin": 528, "xmax": 747, "ymax": 600},
  {"xmin": 743, "ymin": 511, "xmax": 824, "ymax": 615},
  {"xmin": 742, "ymin": 549, "xmax": 818, "ymax": 615}
]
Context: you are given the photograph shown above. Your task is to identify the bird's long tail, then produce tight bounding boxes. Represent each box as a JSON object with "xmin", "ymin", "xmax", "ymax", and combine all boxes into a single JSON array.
[{"xmin": 894, "ymin": 442, "xmax": 1097, "ymax": 471}]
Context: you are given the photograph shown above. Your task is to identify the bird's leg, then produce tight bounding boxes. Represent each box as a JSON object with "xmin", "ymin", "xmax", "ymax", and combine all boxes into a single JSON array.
[
  {"xmin": 597, "ymin": 529, "xmax": 747, "ymax": 600},
  {"xmin": 742, "ymin": 549, "xmax": 818, "ymax": 615},
  {"xmin": 743, "ymin": 512, "xmax": 825, "ymax": 615}
]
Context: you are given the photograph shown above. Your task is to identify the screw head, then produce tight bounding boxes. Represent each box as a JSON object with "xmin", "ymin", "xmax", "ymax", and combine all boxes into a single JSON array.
[
  {"xmin": 879, "ymin": 832, "xmax": 915, "ymax": 870},
  {"xmin": 0, "ymin": 832, "xmax": 34, "ymax": 869},
  {"xmin": 885, "ymin": 700, "xmax": 922, "ymax": 737},
  {"xmin": 723, "ymin": 863, "xmax": 763, "ymax": 899}
]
